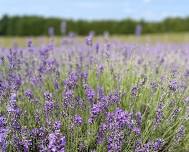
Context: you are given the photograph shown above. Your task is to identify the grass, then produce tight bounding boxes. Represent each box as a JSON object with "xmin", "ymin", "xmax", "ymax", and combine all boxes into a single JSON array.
[{"xmin": 1, "ymin": 32, "xmax": 189, "ymax": 47}]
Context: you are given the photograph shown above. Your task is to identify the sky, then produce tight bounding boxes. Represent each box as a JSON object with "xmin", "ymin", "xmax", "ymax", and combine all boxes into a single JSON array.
[{"xmin": 0, "ymin": 0, "xmax": 189, "ymax": 21}]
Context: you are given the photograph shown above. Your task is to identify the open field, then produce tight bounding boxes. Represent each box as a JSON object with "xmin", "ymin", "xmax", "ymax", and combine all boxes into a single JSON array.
[
  {"xmin": 0, "ymin": 33, "xmax": 189, "ymax": 151},
  {"xmin": 1, "ymin": 32, "xmax": 189, "ymax": 47}
]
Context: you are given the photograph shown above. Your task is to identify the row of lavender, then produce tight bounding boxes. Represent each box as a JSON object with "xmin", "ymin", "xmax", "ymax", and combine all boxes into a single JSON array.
[{"xmin": 0, "ymin": 36, "xmax": 189, "ymax": 151}]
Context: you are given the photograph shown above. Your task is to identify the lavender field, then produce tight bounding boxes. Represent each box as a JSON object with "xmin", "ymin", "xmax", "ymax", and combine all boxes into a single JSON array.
[{"xmin": 0, "ymin": 34, "xmax": 189, "ymax": 152}]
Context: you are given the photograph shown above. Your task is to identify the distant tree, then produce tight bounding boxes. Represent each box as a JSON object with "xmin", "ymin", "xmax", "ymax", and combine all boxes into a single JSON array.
[{"xmin": 0, "ymin": 15, "xmax": 189, "ymax": 36}]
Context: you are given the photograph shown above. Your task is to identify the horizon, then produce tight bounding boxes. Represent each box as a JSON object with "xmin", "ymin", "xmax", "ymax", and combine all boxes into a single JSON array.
[
  {"xmin": 0, "ymin": 0, "xmax": 189, "ymax": 21},
  {"xmin": 1, "ymin": 14, "xmax": 189, "ymax": 22}
]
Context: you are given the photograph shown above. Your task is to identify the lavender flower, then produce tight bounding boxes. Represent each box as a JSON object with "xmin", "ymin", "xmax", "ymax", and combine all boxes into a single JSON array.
[
  {"xmin": 54, "ymin": 121, "xmax": 62, "ymax": 130},
  {"xmin": 97, "ymin": 64, "xmax": 104, "ymax": 77},
  {"xmin": 175, "ymin": 125, "xmax": 185, "ymax": 144},
  {"xmin": 64, "ymin": 72, "xmax": 78, "ymax": 89},
  {"xmin": 0, "ymin": 32, "xmax": 189, "ymax": 151},
  {"xmin": 136, "ymin": 112, "xmax": 142, "ymax": 128},
  {"xmin": 44, "ymin": 100, "xmax": 54, "ymax": 112},
  {"xmin": 170, "ymin": 108, "xmax": 180, "ymax": 122},
  {"xmin": 84, "ymin": 85, "xmax": 95, "ymax": 104},
  {"xmin": 134, "ymin": 140, "xmax": 142, "ymax": 152},
  {"xmin": 73, "ymin": 115, "xmax": 83, "ymax": 126},
  {"xmin": 44, "ymin": 91, "xmax": 53, "ymax": 101},
  {"xmin": 54, "ymin": 80, "xmax": 59, "ymax": 90},
  {"xmin": 97, "ymin": 86, "xmax": 104, "ymax": 100},
  {"xmin": 22, "ymin": 139, "xmax": 32, "ymax": 152},
  {"xmin": 7, "ymin": 92, "xmax": 20, "ymax": 115},
  {"xmin": 169, "ymin": 80, "xmax": 177, "ymax": 91},
  {"xmin": 44, "ymin": 91, "xmax": 54, "ymax": 114},
  {"xmin": 81, "ymin": 72, "xmax": 88, "ymax": 82},
  {"xmin": 134, "ymin": 141, "xmax": 152, "ymax": 152},
  {"xmin": 98, "ymin": 108, "xmax": 140, "ymax": 151},
  {"xmin": 88, "ymin": 103, "xmax": 102, "ymax": 124},
  {"xmin": 95, "ymin": 43, "xmax": 100, "ymax": 53},
  {"xmin": 27, "ymin": 39, "xmax": 32, "ymax": 47},
  {"xmin": 86, "ymin": 36, "xmax": 93, "ymax": 46},
  {"xmin": 25, "ymin": 89, "xmax": 33, "ymax": 100},
  {"xmin": 0, "ymin": 116, "xmax": 7, "ymax": 152},
  {"xmin": 97, "ymin": 123, "xmax": 107, "ymax": 144},
  {"xmin": 131, "ymin": 86, "xmax": 138, "ymax": 97},
  {"xmin": 12, "ymin": 120, "xmax": 21, "ymax": 131},
  {"xmin": 108, "ymin": 91, "xmax": 120, "ymax": 104},
  {"xmin": 154, "ymin": 103, "xmax": 164, "ymax": 128},
  {"xmin": 63, "ymin": 89, "xmax": 73, "ymax": 108},
  {"xmin": 135, "ymin": 24, "xmax": 142, "ymax": 36},
  {"xmin": 153, "ymin": 138, "xmax": 164, "ymax": 151},
  {"xmin": 107, "ymin": 130, "xmax": 124, "ymax": 152},
  {"xmin": 48, "ymin": 130, "xmax": 66, "ymax": 152},
  {"xmin": 132, "ymin": 127, "xmax": 141, "ymax": 135}
]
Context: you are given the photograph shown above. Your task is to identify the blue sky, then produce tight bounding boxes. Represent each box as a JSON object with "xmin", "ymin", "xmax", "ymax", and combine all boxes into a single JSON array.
[{"xmin": 0, "ymin": 0, "xmax": 188, "ymax": 21}]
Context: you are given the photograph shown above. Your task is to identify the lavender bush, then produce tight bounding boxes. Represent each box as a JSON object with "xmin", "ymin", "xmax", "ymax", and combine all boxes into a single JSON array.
[{"xmin": 0, "ymin": 35, "xmax": 189, "ymax": 152}]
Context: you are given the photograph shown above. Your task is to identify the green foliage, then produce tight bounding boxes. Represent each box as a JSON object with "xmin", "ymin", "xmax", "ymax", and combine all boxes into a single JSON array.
[{"xmin": 0, "ymin": 15, "xmax": 189, "ymax": 36}]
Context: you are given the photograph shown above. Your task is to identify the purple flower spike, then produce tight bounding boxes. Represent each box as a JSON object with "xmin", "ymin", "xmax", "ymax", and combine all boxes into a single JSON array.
[
  {"xmin": 73, "ymin": 115, "xmax": 83, "ymax": 126},
  {"xmin": 175, "ymin": 125, "xmax": 185, "ymax": 144},
  {"xmin": 48, "ymin": 130, "xmax": 66, "ymax": 152}
]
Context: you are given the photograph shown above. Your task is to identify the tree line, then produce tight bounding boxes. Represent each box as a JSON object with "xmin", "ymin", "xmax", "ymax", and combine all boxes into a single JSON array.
[{"xmin": 0, "ymin": 15, "xmax": 189, "ymax": 36}]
